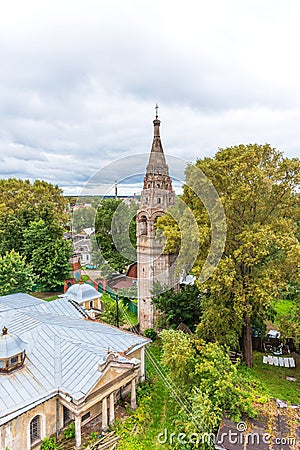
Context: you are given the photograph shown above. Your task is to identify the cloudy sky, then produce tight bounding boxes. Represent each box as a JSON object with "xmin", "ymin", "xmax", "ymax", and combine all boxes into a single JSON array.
[{"xmin": 1, "ymin": 0, "xmax": 299, "ymax": 195}]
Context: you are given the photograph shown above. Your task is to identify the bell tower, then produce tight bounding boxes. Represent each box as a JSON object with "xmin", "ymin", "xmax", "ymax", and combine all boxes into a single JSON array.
[{"xmin": 137, "ymin": 107, "xmax": 175, "ymax": 333}]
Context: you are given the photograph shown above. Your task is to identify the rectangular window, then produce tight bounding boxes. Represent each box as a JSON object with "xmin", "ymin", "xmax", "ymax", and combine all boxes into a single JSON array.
[{"xmin": 82, "ymin": 412, "xmax": 90, "ymax": 422}]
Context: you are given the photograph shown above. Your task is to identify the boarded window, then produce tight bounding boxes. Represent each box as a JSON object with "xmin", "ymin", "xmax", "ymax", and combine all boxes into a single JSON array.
[
  {"xmin": 82, "ymin": 412, "xmax": 91, "ymax": 422},
  {"xmin": 63, "ymin": 406, "xmax": 72, "ymax": 426}
]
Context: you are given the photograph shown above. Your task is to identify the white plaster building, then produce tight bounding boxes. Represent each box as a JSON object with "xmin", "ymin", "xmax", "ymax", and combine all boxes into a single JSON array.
[{"xmin": 0, "ymin": 293, "xmax": 149, "ymax": 449}]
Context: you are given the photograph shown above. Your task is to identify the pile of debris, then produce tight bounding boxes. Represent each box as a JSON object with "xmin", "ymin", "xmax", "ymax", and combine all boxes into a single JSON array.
[{"xmin": 85, "ymin": 431, "xmax": 120, "ymax": 450}]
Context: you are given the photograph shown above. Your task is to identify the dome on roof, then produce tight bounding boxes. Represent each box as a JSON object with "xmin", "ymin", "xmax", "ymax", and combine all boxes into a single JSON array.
[
  {"xmin": 0, "ymin": 327, "xmax": 27, "ymax": 359},
  {"xmin": 66, "ymin": 283, "xmax": 101, "ymax": 303},
  {"xmin": 0, "ymin": 327, "xmax": 27, "ymax": 373}
]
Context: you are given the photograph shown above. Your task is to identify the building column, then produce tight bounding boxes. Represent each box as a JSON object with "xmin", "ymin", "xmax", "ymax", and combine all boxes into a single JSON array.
[
  {"xmin": 102, "ymin": 396, "xmax": 108, "ymax": 430},
  {"xmin": 58, "ymin": 403, "xmax": 64, "ymax": 431},
  {"xmin": 131, "ymin": 378, "xmax": 137, "ymax": 410},
  {"xmin": 109, "ymin": 392, "xmax": 115, "ymax": 425},
  {"xmin": 140, "ymin": 346, "xmax": 146, "ymax": 382},
  {"xmin": 74, "ymin": 415, "xmax": 82, "ymax": 449}
]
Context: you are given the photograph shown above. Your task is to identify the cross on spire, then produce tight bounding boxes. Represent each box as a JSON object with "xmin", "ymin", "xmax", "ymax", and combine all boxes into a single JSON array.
[{"xmin": 155, "ymin": 103, "xmax": 159, "ymax": 119}]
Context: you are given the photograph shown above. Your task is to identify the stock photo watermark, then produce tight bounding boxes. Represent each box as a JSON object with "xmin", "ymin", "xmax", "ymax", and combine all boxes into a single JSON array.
[{"xmin": 157, "ymin": 422, "xmax": 298, "ymax": 447}]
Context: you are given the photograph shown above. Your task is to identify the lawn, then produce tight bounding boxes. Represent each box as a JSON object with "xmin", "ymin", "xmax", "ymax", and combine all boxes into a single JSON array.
[
  {"xmin": 31, "ymin": 292, "xmax": 59, "ymax": 301},
  {"xmin": 243, "ymin": 350, "xmax": 300, "ymax": 404},
  {"xmin": 114, "ymin": 341, "xmax": 179, "ymax": 449},
  {"xmin": 272, "ymin": 299, "xmax": 295, "ymax": 327},
  {"xmin": 120, "ymin": 304, "xmax": 138, "ymax": 327}
]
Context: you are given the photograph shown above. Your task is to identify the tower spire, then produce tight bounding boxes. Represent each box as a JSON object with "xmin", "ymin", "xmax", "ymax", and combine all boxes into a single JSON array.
[{"xmin": 151, "ymin": 104, "xmax": 163, "ymax": 154}]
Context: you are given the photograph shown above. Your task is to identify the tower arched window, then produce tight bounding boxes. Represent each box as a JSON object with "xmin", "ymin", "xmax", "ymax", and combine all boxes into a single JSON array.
[
  {"xmin": 156, "ymin": 183, "xmax": 160, "ymax": 188},
  {"xmin": 140, "ymin": 216, "xmax": 147, "ymax": 235},
  {"xmin": 157, "ymin": 198, "xmax": 161, "ymax": 204},
  {"xmin": 30, "ymin": 415, "xmax": 41, "ymax": 447}
]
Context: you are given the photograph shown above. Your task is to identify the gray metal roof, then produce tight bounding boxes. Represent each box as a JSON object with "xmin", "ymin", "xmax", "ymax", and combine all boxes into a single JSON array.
[
  {"xmin": 0, "ymin": 294, "xmax": 149, "ymax": 425},
  {"xmin": 62, "ymin": 283, "xmax": 101, "ymax": 304}
]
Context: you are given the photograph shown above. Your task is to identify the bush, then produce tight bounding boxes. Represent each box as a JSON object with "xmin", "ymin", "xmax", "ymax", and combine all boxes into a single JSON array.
[
  {"xmin": 41, "ymin": 437, "xmax": 59, "ymax": 450},
  {"xmin": 144, "ymin": 328, "xmax": 157, "ymax": 340},
  {"xmin": 63, "ymin": 421, "xmax": 75, "ymax": 439}
]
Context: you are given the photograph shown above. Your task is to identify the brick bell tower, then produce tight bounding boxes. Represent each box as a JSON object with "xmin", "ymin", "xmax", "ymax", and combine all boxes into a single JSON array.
[{"xmin": 137, "ymin": 106, "xmax": 175, "ymax": 333}]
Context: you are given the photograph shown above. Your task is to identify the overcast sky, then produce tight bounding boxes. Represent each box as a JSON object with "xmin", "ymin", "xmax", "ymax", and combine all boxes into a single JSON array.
[{"xmin": 0, "ymin": 0, "xmax": 299, "ymax": 195}]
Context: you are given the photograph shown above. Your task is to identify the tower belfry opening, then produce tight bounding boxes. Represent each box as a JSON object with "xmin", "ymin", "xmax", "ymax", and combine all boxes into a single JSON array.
[{"xmin": 137, "ymin": 108, "xmax": 175, "ymax": 333}]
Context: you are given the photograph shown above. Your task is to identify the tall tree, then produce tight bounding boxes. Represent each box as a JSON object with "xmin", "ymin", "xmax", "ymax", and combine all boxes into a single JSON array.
[
  {"xmin": 152, "ymin": 284, "xmax": 202, "ymax": 331},
  {"xmin": 23, "ymin": 219, "xmax": 72, "ymax": 290},
  {"xmin": 0, "ymin": 178, "xmax": 68, "ymax": 255},
  {"xmin": 157, "ymin": 144, "xmax": 300, "ymax": 366},
  {"xmin": 0, "ymin": 250, "xmax": 36, "ymax": 295},
  {"xmin": 160, "ymin": 329, "xmax": 256, "ymax": 439},
  {"xmin": 0, "ymin": 179, "xmax": 72, "ymax": 291},
  {"xmin": 72, "ymin": 206, "xmax": 96, "ymax": 233},
  {"xmin": 94, "ymin": 199, "xmax": 137, "ymax": 273}
]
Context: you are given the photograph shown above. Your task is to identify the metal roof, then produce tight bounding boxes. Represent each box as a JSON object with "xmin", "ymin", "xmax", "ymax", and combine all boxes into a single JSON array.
[
  {"xmin": 62, "ymin": 283, "xmax": 101, "ymax": 304},
  {"xmin": 0, "ymin": 294, "xmax": 149, "ymax": 425},
  {"xmin": 0, "ymin": 331, "xmax": 27, "ymax": 359}
]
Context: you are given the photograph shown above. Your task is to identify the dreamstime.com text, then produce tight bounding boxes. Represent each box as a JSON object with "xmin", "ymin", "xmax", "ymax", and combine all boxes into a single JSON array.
[{"xmin": 157, "ymin": 422, "xmax": 298, "ymax": 447}]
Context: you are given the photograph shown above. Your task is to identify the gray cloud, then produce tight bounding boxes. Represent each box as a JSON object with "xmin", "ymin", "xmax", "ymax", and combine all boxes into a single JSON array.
[{"xmin": 0, "ymin": 0, "xmax": 299, "ymax": 194}]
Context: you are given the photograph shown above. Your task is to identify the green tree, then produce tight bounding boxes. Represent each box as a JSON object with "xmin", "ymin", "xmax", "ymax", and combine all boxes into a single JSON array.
[
  {"xmin": 160, "ymin": 330, "xmax": 257, "ymax": 443},
  {"xmin": 0, "ymin": 250, "xmax": 36, "ymax": 295},
  {"xmin": 23, "ymin": 219, "xmax": 72, "ymax": 290},
  {"xmin": 100, "ymin": 294, "xmax": 128, "ymax": 327},
  {"xmin": 72, "ymin": 206, "xmax": 96, "ymax": 233},
  {"xmin": 0, "ymin": 179, "xmax": 71, "ymax": 291},
  {"xmin": 94, "ymin": 199, "xmax": 137, "ymax": 273},
  {"xmin": 152, "ymin": 284, "xmax": 202, "ymax": 331},
  {"xmin": 157, "ymin": 144, "xmax": 300, "ymax": 366}
]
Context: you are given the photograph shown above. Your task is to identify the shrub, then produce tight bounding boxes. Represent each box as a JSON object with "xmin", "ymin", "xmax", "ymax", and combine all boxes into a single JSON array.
[
  {"xmin": 63, "ymin": 421, "xmax": 75, "ymax": 439},
  {"xmin": 144, "ymin": 328, "xmax": 157, "ymax": 340},
  {"xmin": 41, "ymin": 437, "xmax": 59, "ymax": 450}
]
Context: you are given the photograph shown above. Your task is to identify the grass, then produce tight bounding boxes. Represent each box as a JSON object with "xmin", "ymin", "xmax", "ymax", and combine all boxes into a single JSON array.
[
  {"xmin": 115, "ymin": 341, "xmax": 179, "ymax": 449},
  {"xmin": 120, "ymin": 304, "xmax": 138, "ymax": 327},
  {"xmin": 31, "ymin": 292, "xmax": 59, "ymax": 301},
  {"xmin": 81, "ymin": 274, "xmax": 90, "ymax": 282},
  {"xmin": 272, "ymin": 299, "xmax": 295, "ymax": 327},
  {"xmin": 243, "ymin": 350, "xmax": 300, "ymax": 404}
]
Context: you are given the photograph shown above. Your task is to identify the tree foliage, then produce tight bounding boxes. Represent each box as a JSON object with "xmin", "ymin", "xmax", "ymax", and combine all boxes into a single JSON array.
[
  {"xmin": 0, "ymin": 178, "xmax": 71, "ymax": 291},
  {"xmin": 94, "ymin": 199, "xmax": 137, "ymax": 273},
  {"xmin": 72, "ymin": 206, "xmax": 96, "ymax": 233},
  {"xmin": 23, "ymin": 219, "xmax": 72, "ymax": 290},
  {"xmin": 100, "ymin": 294, "xmax": 128, "ymax": 327},
  {"xmin": 160, "ymin": 330, "xmax": 257, "ymax": 444},
  {"xmin": 157, "ymin": 144, "xmax": 300, "ymax": 366},
  {"xmin": 0, "ymin": 250, "xmax": 36, "ymax": 296},
  {"xmin": 152, "ymin": 284, "xmax": 202, "ymax": 331}
]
